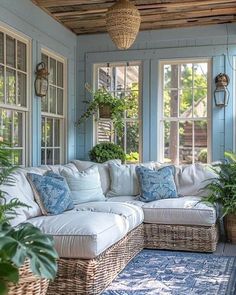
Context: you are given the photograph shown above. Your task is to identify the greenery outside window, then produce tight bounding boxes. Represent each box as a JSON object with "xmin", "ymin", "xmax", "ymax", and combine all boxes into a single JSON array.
[
  {"xmin": 41, "ymin": 49, "xmax": 66, "ymax": 165},
  {"xmin": 95, "ymin": 62, "xmax": 141, "ymax": 162},
  {"xmin": 160, "ymin": 60, "xmax": 211, "ymax": 165},
  {"xmin": 0, "ymin": 26, "xmax": 29, "ymax": 165}
]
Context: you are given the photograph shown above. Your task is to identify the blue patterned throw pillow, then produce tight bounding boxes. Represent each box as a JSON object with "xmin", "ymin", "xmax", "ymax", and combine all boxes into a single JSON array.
[
  {"xmin": 27, "ymin": 172, "xmax": 74, "ymax": 215},
  {"xmin": 136, "ymin": 166, "xmax": 178, "ymax": 202}
]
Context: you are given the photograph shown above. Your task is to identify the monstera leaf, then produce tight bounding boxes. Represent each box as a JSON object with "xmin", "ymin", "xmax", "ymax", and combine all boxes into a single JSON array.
[{"xmin": 0, "ymin": 222, "xmax": 58, "ymax": 294}]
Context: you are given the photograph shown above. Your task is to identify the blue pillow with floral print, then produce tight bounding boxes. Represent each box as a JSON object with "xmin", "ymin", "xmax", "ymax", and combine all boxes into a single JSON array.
[
  {"xmin": 27, "ymin": 172, "xmax": 74, "ymax": 215},
  {"xmin": 136, "ymin": 166, "xmax": 178, "ymax": 202}
]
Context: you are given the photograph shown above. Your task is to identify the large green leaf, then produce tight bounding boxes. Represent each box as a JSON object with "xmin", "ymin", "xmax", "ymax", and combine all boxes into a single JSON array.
[
  {"xmin": 0, "ymin": 223, "xmax": 58, "ymax": 280},
  {"xmin": 0, "ymin": 263, "xmax": 19, "ymax": 283},
  {"xmin": 0, "ymin": 280, "xmax": 8, "ymax": 295}
]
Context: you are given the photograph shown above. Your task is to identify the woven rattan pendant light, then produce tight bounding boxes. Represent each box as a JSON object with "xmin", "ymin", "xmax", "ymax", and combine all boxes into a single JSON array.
[{"xmin": 106, "ymin": 0, "xmax": 141, "ymax": 50}]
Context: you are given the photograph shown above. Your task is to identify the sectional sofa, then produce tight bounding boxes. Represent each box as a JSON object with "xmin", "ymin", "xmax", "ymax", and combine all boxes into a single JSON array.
[{"xmin": 2, "ymin": 160, "xmax": 219, "ymax": 295}]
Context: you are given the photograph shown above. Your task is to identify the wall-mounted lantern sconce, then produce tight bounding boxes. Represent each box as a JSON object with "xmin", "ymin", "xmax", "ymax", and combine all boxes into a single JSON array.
[
  {"xmin": 214, "ymin": 73, "xmax": 230, "ymax": 107},
  {"xmin": 35, "ymin": 62, "xmax": 49, "ymax": 97}
]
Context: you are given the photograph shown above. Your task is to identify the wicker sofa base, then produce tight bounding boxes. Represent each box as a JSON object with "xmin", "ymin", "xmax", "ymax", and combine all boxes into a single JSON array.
[
  {"xmin": 47, "ymin": 224, "xmax": 144, "ymax": 295},
  {"xmin": 144, "ymin": 223, "xmax": 219, "ymax": 252}
]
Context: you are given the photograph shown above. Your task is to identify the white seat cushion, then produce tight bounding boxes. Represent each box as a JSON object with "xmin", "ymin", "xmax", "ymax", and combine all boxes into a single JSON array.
[
  {"xmin": 27, "ymin": 202, "xmax": 143, "ymax": 259},
  {"xmin": 75, "ymin": 201, "xmax": 144, "ymax": 232},
  {"xmin": 107, "ymin": 196, "xmax": 216, "ymax": 226}
]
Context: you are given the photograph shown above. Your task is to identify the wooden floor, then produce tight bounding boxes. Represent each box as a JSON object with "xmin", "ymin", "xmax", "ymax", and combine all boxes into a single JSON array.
[{"xmin": 214, "ymin": 243, "xmax": 236, "ymax": 256}]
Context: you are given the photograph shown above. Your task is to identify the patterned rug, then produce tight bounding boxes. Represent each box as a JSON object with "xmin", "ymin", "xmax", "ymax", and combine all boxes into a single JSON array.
[{"xmin": 102, "ymin": 250, "xmax": 236, "ymax": 295}]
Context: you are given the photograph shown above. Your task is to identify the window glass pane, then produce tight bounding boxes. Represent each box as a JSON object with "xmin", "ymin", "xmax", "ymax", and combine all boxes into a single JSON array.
[
  {"xmin": 41, "ymin": 93, "xmax": 48, "ymax": 112},
  {"xmin": 179, "ymin": 89, "xmax": 192, "ymax": 117},
  {"xmin": 17, "ymin": 72, "xmax": 27, "ymax": 107},
  {"xmin": 49, "ymin": 86, "xmax": 56, "ymax": 114},
  {"xmin": 54, "ymin": 149, "xmax": 60, "ymax": 164},
  {"xmin": 126, "ymin": 121, "xmax": 139, "ymax": 161},
  {"xmin": 126, "ymin": 65, "xmax": 139, "ymax": 91},
  {"xmin": 195, "ymin": 120, "xmax": 208, "ymax": 163},
  {"xmin": 193, "ymin": 90, "xmax": 207, "ymax": 117},
  {"xmin": 179, "ymin": 121, "xmax": 193, "ymax": 164},
  {"xmin": 166, "ymin": 64, "xmax": 178, "ymax": 89},
  {"xmin": 164, "ymin": 121, "xmax": 178, "ymax": 164},
  {"xmin": 6, "ymin": 35, "xmax": 15, "ymax": 68},
  {"xmin": 57, "ymin": 88, "xmax": 63, "ymax": 115},
  {"xmin": 0, "ymin": 65, "xmax": 4, "ymax": 103},
  {"xmin": 41, "ymin": 116, "xmax": 45, "ymax": 147},
  {"xmin": 13, "ymin": 111, "xmax": 23, "ymax": 147},
  {"xmin": 54, "ymin": 119, "xmax": 60, "ymax": 146},
  {"xmin": 0, "ymin": 32, "xmax": 4, "ymax": 64},
  {"xmin": 6, "ymin": 68, "xmax": 16, "ymax": 105},
  {"xmin": 115, "ymin": 66, "xmax": 125, "ymax": 92},
  {"xmin": 0, "ymin": 108, "xmax": 12, "ymax": 143},
  {"xmin": 46, "ymin": 118, "xmax": 53, "ymax": 147},
  {"xmin": 49, "ymin": 58, "xmax": 56, "ymax": 85},
  {"xmin": 13, "ymin": 149, "xmax": 22, "ymax": 165},
  {"xmin": 99, "ymin": 67, "xmax": 111, "ymax": 89},
  {"xmin": 193, "ymin": 63, "xmax": 207, "ymax": 88},
  {"xmin": 126, "ymin": 91, "xmax": 139, "ymax": 119},
  {"xmin": 168, "ymin": 89, "xmax": 178, "ymax": 118},
  {"xmin": 17, "ymin": 41, "xmax": 26, "ymax": 71},
  {"xmin": 57, "ymin": 61, "xmax": 63, "ymax": 87},
  {"xmin": 46, "ymin": 149, "xmax": 53, "ymax": 165},
  {"xmin": 180, "ymin": 64, "xmax": 192, "ymax": 89},
  {"xmin": 41, "ymin": 148, "xmax": 45, "ymax": 165}
]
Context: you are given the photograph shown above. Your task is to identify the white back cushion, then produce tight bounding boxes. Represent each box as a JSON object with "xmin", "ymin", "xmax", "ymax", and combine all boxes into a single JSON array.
[
  {"xmin": 71, "ymin": 159, "xmax": 121, "ymax": 194},
  {"xmin": 107, "ymin": 162, "xmax": 156, "ymax": 197},
  {"xmin": 61, "ymin": 165, "xmax": 105, "ymax": 204}
]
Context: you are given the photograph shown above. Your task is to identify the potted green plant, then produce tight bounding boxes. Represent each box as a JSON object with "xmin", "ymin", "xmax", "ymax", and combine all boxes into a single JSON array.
[
  {"xmin": 89, "ymin": 142, "xmax": 126, "ymax": 163},
  {"xmin": 77, "ymin": 84, "xmax": 136, "ymax": 137},
  {"xmin": 0, "ymin": 142, "xmax": 58, "ymax": 295},
  {"xmin": 202, "ymin": 151, "xmax": 236, "ymax": 243}
]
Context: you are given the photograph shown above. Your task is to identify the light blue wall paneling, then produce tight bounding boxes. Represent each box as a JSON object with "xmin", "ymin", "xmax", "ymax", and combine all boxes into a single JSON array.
[
  {"xmin": 77, "ymin": 24, "xmax": 236, "ymax": 162},
  {"xmin": 0, "ymin": 0, "xmax": 77, "ymax": 166}
]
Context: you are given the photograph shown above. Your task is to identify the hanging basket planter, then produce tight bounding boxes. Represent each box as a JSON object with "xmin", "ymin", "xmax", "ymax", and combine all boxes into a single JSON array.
[
  {"xmin": 99, "ymin": 104, "xmax": 112, "ymax": 118},
  {"xmin": 106, "ymin": 0, "xmax": 141, "ymax": 50}
]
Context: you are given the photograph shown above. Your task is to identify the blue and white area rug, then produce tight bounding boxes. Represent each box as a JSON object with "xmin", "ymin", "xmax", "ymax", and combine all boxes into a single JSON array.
[{"xmin": 102, "ymin": 250, "xmax": 236, "ymax": 295}]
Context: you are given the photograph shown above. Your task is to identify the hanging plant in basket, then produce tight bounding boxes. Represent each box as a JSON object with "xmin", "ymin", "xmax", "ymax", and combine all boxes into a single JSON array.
[
  {"xmin": 0, "ymin": 142, "xmax": 58, "ymax": 295},
  {"xmin": 202, "ymin": 151, "xmax": 236, "ymax": 244},
  {"xmin": 76, "ymin": 83, "xmax": 136, "ymax": 137}
]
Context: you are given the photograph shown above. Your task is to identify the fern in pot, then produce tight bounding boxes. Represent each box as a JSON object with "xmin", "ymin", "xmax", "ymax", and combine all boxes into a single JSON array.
[
  {"xmin": 0, "ymin": 142, "xmax": 58, "ymax": 295},
  {"xmin": 202, "ymin": 152, "xmax": 236, "ymax": 243}
]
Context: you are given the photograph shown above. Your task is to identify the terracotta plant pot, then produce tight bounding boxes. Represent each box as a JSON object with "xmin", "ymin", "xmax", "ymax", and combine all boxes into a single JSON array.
[
  {"xmin": 99, "ymin": 104, "xmax": 112, "ymax": 118},
  {"xmin": 225, "ymin": 214, "xmax": 236, "ymax": 244}
]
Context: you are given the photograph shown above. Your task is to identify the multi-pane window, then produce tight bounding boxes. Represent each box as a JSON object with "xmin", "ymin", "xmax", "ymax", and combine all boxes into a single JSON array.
[
  {"xmin": 0, "ymin": 28, "xmax": 29, "ymax": 165},
  {"xmin": 95, "ymin": 63, "xmax": 141, "ymax": 162},
  {"xmin": 41, "ymin": 50, "xmax": 66, "ymax": 165},
  {"xmin": 160, "ymin": 60, "xmax": 210, "ymax": 165}
]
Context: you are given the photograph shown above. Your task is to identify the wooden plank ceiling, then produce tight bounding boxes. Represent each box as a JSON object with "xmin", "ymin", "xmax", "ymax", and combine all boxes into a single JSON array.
[{"xmin": 31, "ymin": 0, "xmax": 236, "ymax": 35}]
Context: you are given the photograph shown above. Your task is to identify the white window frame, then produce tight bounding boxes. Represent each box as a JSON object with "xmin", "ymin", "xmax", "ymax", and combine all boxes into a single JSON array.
[
  {"xmin": 93, "ymin": 62, "xmax": 142, "ymax": 159},
  {"xmin": 158, "ymin": 58, "xmax": 212, "ymax": 164},
  {"xmin": 41, "ymin": 48, "xmax": 67, "ymax": 165},
  {"xmin": 0, "ymin": 22, "xmax": 31, "ymax": 166}
]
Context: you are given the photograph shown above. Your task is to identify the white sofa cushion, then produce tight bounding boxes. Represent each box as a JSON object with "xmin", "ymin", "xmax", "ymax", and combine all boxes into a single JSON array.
[
  {"xmin": 71, "ymin": 159, "xmax": 121, "ymax": 194},
  {"xmin": 107, "ymin": 162, "xmax": 156, "ymax": 197},
  {"xmin": 27, "ymin": 201, "xmax": 143, "ymax": 259},
  {"xmin": 75, "ymin": 202, "xmax": 144, "ymax": 232},
  {"xmin": 61, "ymin": 166, "xmax": 105, "ymax": 204},
  {"xmin": 0, "ymin": 168, "xmax": 48, "ymax": 226},
  {"xmin": 107, "ymin": 196, "xmax": 216, "ymax": 226}
]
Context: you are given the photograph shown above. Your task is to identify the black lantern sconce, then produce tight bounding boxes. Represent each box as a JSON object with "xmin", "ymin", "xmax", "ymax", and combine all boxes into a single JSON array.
[
  {"xmin": 35, "ymin": 62, "xmax": 49, "ymax": 97},
  {"xmin": 214, "ymin": 73, "xmax": 230, "ymax": 107}
]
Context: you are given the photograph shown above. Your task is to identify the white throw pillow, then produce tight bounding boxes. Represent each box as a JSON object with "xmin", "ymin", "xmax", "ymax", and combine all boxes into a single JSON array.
[
  {"xmin": 107, "ymin": 162, "xmax": 156, "ymax": 197},
  {"xmin": 61, "ymin": 165, "xmax": 105, "ymax": 204},
  {"xmin": 71, "ymin": 159, "xmax": 121, "ymax": 194},
  {"xmin": 175, "ymin": 163, "xmax": 218, "ymax": 197}
]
